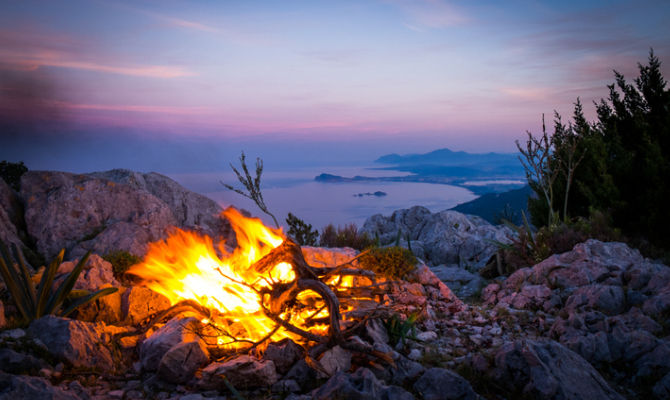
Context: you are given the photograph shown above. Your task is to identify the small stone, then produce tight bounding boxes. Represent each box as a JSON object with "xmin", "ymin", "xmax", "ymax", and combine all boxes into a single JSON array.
[
  {"xmin": 416, "ymin": 331, "xmax": 438, "ymax": 342},
  {"xmin": 200, "ymin": 355, "xmax": 278, "ymax": 390},
  {"xmin": 407, "ymin": 348, "xmax": 422, "ymax": 361},
  {"xmin": 108, "ymin": 389, "xmax": 125, "ymax": 398},
  {"xmin": 319, "ymin": 345, "xmax": 352, "ymax": 376},
  {"xmin": 157, "ymin": 339, "xmax": 210, "ymax": 383}
]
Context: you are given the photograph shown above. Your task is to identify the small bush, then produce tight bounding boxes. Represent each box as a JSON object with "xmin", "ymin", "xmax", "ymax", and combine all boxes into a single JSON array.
[
  {"xmin": 319, "ymin": 223, "xmax": 374, "ymax": 250},
  {"xmin": 498, "ymin": 209, "xmax": 625, "ymax": 274},
  {"xmin": 286, "ymin": 213, "xmax": 319, "ymax": 246},
  {"xmin": 103, "ymin": 250, "xmax": 141, "ymax": 279},
  {"xmin": 358, "ymin": 246, "xmax": 417, "ymax": 280},
  {"xmin": 0, "ymin": 161, "xmax": 28, "ymax": 191}
]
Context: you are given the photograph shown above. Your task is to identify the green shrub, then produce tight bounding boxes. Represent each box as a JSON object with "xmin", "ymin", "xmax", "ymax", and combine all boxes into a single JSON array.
[
  {"xmin": 0, "ymin": 241, "xmax": 118, "ymax": 325},
  {"xmin": 384, "ymin": 311, "xmax": 418, "ymax": 346},
  {"xmin": 103, "ymin": 250, "xmax": 141, "ymax": 279},
  {"xmin": 358, "ymin": 246, "xmax": 417, "ymax": 280},
  {"xmin": 0, "ymin": 161, "xmax": 28, "ymax": 191},
  {"xmin": 497, "ymin": 209, "xmax": 624, "ymax": 274},
  {"xmin": 286, "ymin": 212, "xmax": 319, "ymax": 246},
  {"xmin": 319, "ymin": 223, "xmax": 374, "ymax": 250}
]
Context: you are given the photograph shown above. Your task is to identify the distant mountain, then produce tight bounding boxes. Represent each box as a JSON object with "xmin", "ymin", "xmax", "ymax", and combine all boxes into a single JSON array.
[
  {"xmin": 450, "ymin": 185, "xmax": 533, "ymax": 225},
  {"xmin": 375, "ymin": 148, "xmax": 519, "ymax": 167}
]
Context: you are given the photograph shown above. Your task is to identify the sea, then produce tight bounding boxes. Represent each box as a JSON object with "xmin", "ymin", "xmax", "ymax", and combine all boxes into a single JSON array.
[{"xmin": 168, "ymin": 164, "xmax": 480, "ymax": 230}]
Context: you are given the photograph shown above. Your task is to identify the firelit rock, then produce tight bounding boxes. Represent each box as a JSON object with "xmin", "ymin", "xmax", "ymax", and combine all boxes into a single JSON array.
[
  {"xmin": 263, "ymin": 339, "xmax": 304, "ymax": 375},
  {"xmin": 121, "ymin": 286, "xmax": 171, "ymax": 325},
  {"xmin": 319, "ymin": 345, "xmax": 352, "ymax": 377},
  {"xmin": 413, "ymin": 368, "xmax": 478, "ymax": 400},
  {"xmin": 489, "ymin": 339, "xmax": 624, "ymax": 400},
  {"xmin": 139, "ymin": 317, "xmax": 201, "ymax": 372},
  {"xmin": 57, "ymin": 254, "xmax": 121, "ymax": 291},
  {"xmin": 0, "ymin": 371, "xmax": 87, "ymax": 400},
  {"xmin": 27, "ymin": 315, "xmax": 114, "ymax": 372},
  {"xmin": 199, "ymin": 355, "xmax": 278, "ymax": 390},
  {"xmin": 301, "ymin": 246, "xmax": 358, "ymax": 268},
  {"xmin": 360, "ymin": 206, "xmax": 512, "ymax": 269},
  {"xmin": 157, "ymin": 339, "xmax": 209, "ymax": 383}
]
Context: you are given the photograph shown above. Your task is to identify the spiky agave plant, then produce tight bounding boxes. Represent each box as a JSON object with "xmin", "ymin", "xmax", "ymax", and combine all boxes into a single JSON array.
[{"xmin": 0, "ymin": 241, "xmax": 118, "ymax": 324}]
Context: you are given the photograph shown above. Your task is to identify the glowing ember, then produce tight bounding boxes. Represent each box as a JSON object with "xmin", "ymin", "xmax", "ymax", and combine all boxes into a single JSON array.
[{"xmin": 128, "ymin": 208, "xmax": 333, "ymax": 349}]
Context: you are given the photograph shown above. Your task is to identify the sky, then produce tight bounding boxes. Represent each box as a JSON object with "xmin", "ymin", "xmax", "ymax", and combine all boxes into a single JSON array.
[{"xmin": 1, "ymin": 0, "xmax": 669, "ymax": 173}]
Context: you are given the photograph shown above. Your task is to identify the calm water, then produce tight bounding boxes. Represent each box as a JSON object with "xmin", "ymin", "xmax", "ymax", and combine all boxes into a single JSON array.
[{"xmin": 169, "ymin": 165, "xmax": 477, "ymax": 230}]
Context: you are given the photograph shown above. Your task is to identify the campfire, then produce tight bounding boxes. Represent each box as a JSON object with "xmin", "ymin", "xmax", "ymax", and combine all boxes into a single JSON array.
[{"xmin": 127, "ymin": 208, "xmax": 390, "ymax": 363}]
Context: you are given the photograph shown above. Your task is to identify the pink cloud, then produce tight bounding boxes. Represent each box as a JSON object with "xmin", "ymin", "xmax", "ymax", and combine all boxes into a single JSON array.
[{"xmin": 0, "ymin": 28, "xmax": 193, "ymax": 78}]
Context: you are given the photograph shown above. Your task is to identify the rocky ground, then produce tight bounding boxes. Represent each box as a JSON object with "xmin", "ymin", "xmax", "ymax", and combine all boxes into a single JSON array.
[{"xmin": 1, "ymin": 170, "xmax": 669, "ymax": 399}]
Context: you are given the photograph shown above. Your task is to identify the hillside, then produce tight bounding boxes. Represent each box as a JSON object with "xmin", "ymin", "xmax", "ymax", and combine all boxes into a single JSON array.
[{"xmin": 450, "ymin": 185, "xmax": 532, "ymax": 225}]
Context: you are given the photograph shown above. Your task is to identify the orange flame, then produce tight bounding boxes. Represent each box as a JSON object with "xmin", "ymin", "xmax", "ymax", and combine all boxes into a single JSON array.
[{"xmin": 128, "ymin": 208, "xmax": 306, "ymax": 348}]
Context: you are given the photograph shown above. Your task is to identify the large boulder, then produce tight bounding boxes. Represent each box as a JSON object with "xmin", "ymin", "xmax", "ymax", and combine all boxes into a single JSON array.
[
  {"xmin": 489, "ymin": 339, "xmax": 624, "ymax": 400},
  {"xmin": 360, "ymin": 206, "xmax": 511, "ymax": 269},
  {"xmin": 87, "ymin": 169, "xmax": 232, "ymax": 242},
  {"xmin": 27, "ymin": 315, "xmax": 115, "ymax": 372},
  {"xmin": 19, "ymin": 170, "xmax": 235, "ymax": 260},
  {"xmin": 20, "ymin": 171, "xmax": 177, "ymax": 259},
  {"xmin": 0, "ymin": 178, "xmax": 23, "ymax": 250}
]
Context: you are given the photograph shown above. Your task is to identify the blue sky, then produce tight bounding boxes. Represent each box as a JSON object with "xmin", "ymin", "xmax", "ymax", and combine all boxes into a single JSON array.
[{"xmin": 1, "ymin": 0, "xmax": 669, "ymax": 172}]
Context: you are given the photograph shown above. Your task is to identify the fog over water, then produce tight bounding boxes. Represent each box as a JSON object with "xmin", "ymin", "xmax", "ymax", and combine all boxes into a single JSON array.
[{"xmin": 169, "ymin": 165, "xmax": 477, "ymax": 230}]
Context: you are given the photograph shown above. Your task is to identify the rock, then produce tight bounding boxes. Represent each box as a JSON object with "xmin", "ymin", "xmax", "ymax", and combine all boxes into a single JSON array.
[
  {"xmin": 312, "ymin": 367, "xmax": 414, "ymax": 400},
  {"xmin": 157, "ymin": 339, "xmax": 210, "ymax": 383},
  {"xmin": 0, "ymin": 348, "xmax": 50, "ymax": 375},
  {"xmin": 263, "ymin": 339, "xmax": 304, "ymax": 375},
  {"xmin": 415, "ymin": 330, "xmax": 438, "ymax": 342},
  {"xmin": 284, "ymin": 359, "xmax": 318, "ymax": 391},
  {"xmin": 20, "ymin": 171, "xmax": 177, "ymax": 259},
  {"xmin": 564, "ymin": 285, "xmax": 626, "ymax": 315},
  {"xmin": 413, "ymin": 368, "xmax": 478, "ymax": 400},
  {"xmin": 122, "ymin": 286, "xmax": 171, "ymax": 325},
  {"xmin": 365, "ymin": 318, "xmax": 390, "ymax": 346},
  {"xmin": 73, "ymin": 284, "xmax": 123, "ymax": 324},
  {"xmin": 0, "ymin": 178, "xmax": 24, "ymax": 250},
  {"xmin": 200, "ymin": 355, "xmax": 278, "ymax": 390},
  {"xmin": 653, "ymin": 372, "xmax": 670, "ymax": 399},
  {"xmin": 387, "ymin": 356, "xmax": 425, "ymax": 386},
  {"xmin": 407, "ymin": 348, "xmax": 422, "ymax": 361},
  {"xmin": 430, "ymin": 265, "xmax": 485, "ymax": 298},
  {"xmin": 27, "ymin": 315, "xmax": 114, "ymax": 372},
  {"xmin": 489, "ymin": 339, "xmax": 624, "ymax": 400},
  {"xmin": 360, "ymin": 206, "xmax": 512, "ymax": 269},
  {"xmin": 302, "ymin": 246, "xmax": 358, "ymax": 268},
  {"xmin": 57, "ymin": 254, "xmax": 121, "ymax": 291},
  {"xmin": 0, "ymin": 371, "xmax": 87, "ymax": 400},
  {"xmin": 139, "ymin": 317, "xmax": 202, "ymax": 372},
  {"xmin": 319, "ymin": 345, "xmax": 352, "ymax": 376},
  {"xmin": 87, "ymin": 169, "xmax": 232, "ymax": 243}
]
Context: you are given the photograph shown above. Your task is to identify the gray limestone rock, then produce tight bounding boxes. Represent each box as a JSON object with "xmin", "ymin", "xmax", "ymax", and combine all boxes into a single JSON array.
[
  {"xmin": 490, "ymin": 339, "xmax": 624, "ymax": 400},
  {"xmin": 413, "ymin": 368, "xmax": 478, "ymax": 400}
]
